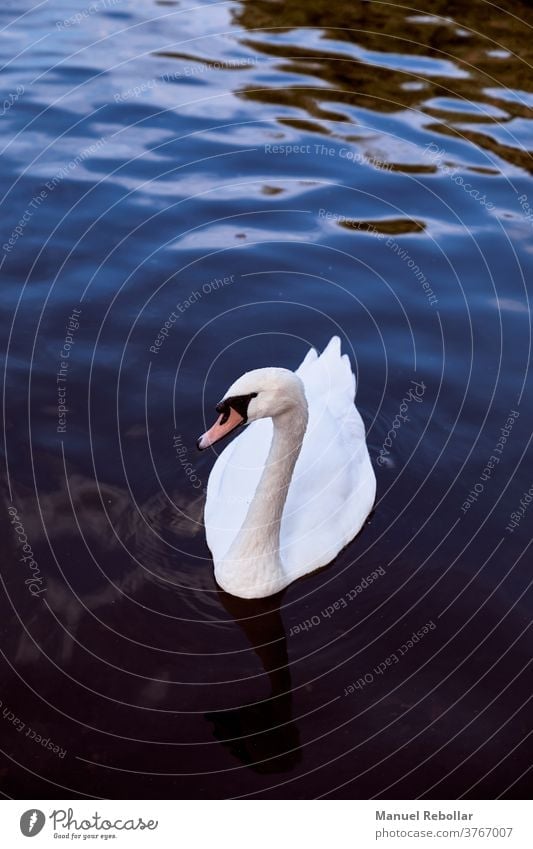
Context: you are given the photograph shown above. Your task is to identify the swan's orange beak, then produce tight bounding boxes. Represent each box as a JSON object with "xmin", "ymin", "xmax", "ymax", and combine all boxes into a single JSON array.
[{"xmin": 197, "ymin": 406, "xmax": 244, "ymax": 451}]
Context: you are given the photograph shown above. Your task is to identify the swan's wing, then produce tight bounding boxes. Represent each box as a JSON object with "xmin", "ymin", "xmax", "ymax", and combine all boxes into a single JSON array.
[{"xmin": 282, "ymin": 336, "xmax": 375, "ymax": 576}]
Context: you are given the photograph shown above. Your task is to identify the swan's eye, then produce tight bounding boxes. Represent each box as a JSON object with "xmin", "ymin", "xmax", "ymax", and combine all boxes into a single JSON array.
[
  {"xmin": 216, "ymin": 392, "xmax": 258, "ymax": 424},
  {"xmin": 215, "ymin": 399, "xmax": 231, "ymax": 424}
]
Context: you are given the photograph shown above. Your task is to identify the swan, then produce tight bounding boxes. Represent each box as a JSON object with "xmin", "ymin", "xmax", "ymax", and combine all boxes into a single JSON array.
[{"xmin": 197, "ymin": 336, "xmax": 376, "ymax": 599}]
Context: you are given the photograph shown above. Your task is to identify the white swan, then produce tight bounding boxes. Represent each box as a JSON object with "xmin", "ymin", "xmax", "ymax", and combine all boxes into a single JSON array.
[{"xmin": 197, "ymin": 336, "xmax": 376, "ymax": 599}]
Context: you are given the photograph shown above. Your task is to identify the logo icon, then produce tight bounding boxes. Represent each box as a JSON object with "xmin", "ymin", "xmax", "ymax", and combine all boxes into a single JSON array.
[{"xmin": 20, "ymin": 810, "xmax": 46, "ymax": 837}]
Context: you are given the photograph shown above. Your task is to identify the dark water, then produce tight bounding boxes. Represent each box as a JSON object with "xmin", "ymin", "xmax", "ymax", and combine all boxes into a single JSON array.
[{"xmin": 1, "ymin": 0, "xmax": 532, "ymax": 799}]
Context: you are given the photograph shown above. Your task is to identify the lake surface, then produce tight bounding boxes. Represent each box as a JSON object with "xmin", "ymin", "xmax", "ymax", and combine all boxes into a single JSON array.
[{"xmin": 1, "ymin": 0, "xmax": 532, "ymax": 799}]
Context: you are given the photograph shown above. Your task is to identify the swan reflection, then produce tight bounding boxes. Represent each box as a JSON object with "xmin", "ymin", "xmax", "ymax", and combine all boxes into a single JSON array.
[{"xmin": 206, "ymin": 589, "xmax": 301, "ymax": 774}]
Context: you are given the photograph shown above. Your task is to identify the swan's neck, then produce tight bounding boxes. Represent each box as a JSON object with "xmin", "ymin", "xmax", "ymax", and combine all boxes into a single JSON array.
[{"xmin": 219, "ymin": 400, "xmax": 308, "ymax": 597}]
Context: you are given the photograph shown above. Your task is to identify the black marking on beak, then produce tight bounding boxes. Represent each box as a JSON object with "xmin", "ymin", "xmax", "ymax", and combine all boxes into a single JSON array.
[
  {"xmin": 215, "ymin": 398, "xmax": 231, "ymax": 424},
  {"xmin": 217, "ymin": 392, "xmax": 257, "ymax": 424}
]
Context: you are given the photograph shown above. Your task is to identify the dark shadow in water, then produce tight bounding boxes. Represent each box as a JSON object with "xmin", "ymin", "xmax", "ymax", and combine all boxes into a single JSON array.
[{"xmin": 206, "ymin": 589, "xmax": 301, "ymax": 775}]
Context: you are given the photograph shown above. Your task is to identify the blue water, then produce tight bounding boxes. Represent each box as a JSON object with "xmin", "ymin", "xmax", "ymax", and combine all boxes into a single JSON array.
[{"xmin": 1, "ymin": 0, "xmax": 532, "ymax": 799}]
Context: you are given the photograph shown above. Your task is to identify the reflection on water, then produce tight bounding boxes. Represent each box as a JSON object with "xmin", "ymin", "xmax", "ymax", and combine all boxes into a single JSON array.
[
  {"xmin": 207, "ymin": 590, "xmax": 301, "ymax": 774},
  {"xmin": 234, "ymin": 0, "xmax": 533, "ymax": 168},
  {"xmin": 1, "ymin": 0, "xmax": 532, "ymax": 799}
]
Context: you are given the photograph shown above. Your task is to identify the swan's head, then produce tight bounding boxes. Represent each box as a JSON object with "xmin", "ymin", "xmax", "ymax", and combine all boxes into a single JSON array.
[{"xmin": 197, "ymin": 367, "xmax": 306, "ymax": 451}]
